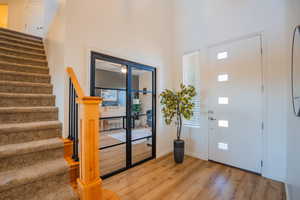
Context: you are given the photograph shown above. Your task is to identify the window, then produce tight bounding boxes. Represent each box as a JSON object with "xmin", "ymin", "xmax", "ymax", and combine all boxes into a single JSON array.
[
  {"xmin": 218, "ymin": 142, "xmax": 228, "ymax": 150},
  {"xmin": 182, "ymin": 51, "xmax": 201, "ymax": 128}
]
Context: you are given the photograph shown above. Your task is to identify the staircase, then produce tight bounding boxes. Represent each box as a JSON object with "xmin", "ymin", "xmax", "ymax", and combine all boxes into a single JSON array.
[{"xmin": 0, "ymin": 28, "xmax": 78, "ymax": 200}]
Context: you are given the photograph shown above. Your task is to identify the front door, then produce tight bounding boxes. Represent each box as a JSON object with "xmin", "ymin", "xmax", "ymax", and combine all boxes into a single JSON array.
[{"xmin": 208, "ymin": 35, "xmax": 263, "ymax": 173}]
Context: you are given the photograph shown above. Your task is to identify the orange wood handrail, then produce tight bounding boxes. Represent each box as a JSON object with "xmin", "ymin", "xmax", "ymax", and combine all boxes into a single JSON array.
[
  {"xmin": 66, "ymin": 67, "xmax": 85, "ymax": 99},
  {"xmin": 66, "ymin": 67, "xmax": 120, "ymax": 200}
]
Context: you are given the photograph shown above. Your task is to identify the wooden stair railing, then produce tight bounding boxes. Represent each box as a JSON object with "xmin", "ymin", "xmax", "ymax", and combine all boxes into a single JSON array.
[{"xmin": 66, "ymin": 67, "xmax": 120, "ymax": 200}]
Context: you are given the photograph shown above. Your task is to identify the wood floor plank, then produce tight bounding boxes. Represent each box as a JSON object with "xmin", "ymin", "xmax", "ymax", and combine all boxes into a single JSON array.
[
  {"xmin": 103, "ymin": 154, "xmax": 285, "ymax": 200},
  {"xmin": 119, "ymin": 157, "xmax": 197, "ymax": 200},
  {"xmin": 99, "ymin": 133, "xmax": 152, "ymax": 176}
]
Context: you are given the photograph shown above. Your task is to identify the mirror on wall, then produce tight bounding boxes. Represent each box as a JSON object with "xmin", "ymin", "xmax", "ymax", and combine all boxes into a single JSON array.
[{"xmin": 292, "ymin": 25, "xmax": 300, "ymax": 117}]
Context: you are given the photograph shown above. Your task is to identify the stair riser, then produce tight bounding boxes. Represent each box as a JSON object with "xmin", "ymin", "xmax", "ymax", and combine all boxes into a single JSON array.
[
  {"xmin": 0, "ymin": 55, "xmax": 47, "ymax": 67},
  {"xmin": 0, "ymin": 84, "xmax": 52, "ymax": 94},
  {"xmin": 0, "ymin": 111, "xmax": 58, "ymax": 124},
  {"xmin": 0, "ymin": 127, "xmax": 61, "ymax": 145},
  {"xmin": 0, "ymin": 28, "xmax": 42, "ymax": 41},
  {"xmin": 0, "ymin": 72, "xmax": 50, "ymax": 83},
  {"xmin": 0, "ymin": 37, "xmax": 44, "ymax": 50},
  {"xmin": 0, "ymin": 172, "xmax": 70, "ymax": 200},
  {"xmin": 0, "ymin": 147, "xmax": 64, "ymax": 172},
  {"xmin": 0, "ymin": 62, "xmax": 49, "ymax": 74},
  {"xmin": 0, "ymin": 96, "xmax": 55, "ymax": 107},
  {"xmin": 0, "ymin": 41, "xmax": 44, "ymax": 54},
  {"xmin": 0, "ymin": 48, "xmax": 46, "ymax": 60},
  {"xmin": 0, "ymin": 31, "xmax": 43, "ymax": 45}
]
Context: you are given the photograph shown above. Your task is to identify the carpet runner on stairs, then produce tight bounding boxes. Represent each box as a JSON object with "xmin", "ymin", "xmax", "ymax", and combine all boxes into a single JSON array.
[{"xmin": 0, "ymin": 28, "xmax": 78, "ymax": 200}]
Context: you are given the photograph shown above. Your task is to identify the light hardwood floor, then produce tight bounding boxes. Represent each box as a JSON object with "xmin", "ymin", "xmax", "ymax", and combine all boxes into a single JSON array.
[
  {"xmin": 103, "ymin": 154, "xmax": 285, "ymax": 200},
  {"xmin": 100, "ymin": 133, "xmax": 152, "ymax": 175}
]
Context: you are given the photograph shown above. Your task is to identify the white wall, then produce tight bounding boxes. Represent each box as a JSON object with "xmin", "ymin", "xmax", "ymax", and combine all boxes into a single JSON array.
[
  {"xmin": 44, "ymin": 0, "xmax": 59, "ymax": 34},
  {"xmin": 285, "ymin": 0, "xmax": 300, "ymax": 199},
  {"xmin": 44, "ymin": 0, "xmax": 67, "ymax": 132},
  {"xmin": 173, "ymin": 0, "xmax": 290, "ymax": 182},
  {"xmin": 44, "ymin": 0, "xmax": 300, "ymax": 189},
  {"xmin": 48, "ymin": 0, "xmax": 176, "ymax": 157},
  {"xmin": 0, "ymin": 0, "xmax": 26, "ymax": 32}
]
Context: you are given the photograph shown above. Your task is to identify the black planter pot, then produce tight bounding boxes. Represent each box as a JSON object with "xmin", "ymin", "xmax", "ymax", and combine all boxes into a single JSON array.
[{"xmin": 174, "ymin": 139, "xmax": 184, "ymax": 163}]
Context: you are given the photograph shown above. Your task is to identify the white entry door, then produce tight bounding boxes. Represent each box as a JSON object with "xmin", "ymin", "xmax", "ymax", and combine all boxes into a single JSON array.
[
  {"xmin": 208, "ymin": 35, "xmax": 263, "ymax": 173},
  {"xmin": 24, "ymin": 0, "xmax": 44, "ymax": 37}
]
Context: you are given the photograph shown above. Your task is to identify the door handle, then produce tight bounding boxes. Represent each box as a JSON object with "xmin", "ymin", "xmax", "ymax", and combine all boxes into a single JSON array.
[{"xmin": 208, "ymin": 117, "xmax": 216, "ymax": 121}]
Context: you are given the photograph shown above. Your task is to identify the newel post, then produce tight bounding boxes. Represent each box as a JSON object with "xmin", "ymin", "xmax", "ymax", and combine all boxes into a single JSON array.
[{"xmin": 77, "ymin": 96, "xmax": 103, "ymax": 200}]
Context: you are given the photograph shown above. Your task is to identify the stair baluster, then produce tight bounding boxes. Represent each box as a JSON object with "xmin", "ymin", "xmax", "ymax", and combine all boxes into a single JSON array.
[{"xmin": 69, "ymin": 78, "xmax": 79, "ymax": 162}]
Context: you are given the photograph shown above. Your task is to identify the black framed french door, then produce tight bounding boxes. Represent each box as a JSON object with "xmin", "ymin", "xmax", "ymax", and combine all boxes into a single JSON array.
[{"xmin": 90, "ymin": 51, "xmax": 156, "ymax": 179}]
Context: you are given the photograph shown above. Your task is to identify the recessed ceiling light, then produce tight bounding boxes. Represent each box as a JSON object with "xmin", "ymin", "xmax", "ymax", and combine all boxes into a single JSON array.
[
  {"xmin": 121, "ymin": 67, "xmax": 127, "ymax": 73},
  {"xmin": 217, "ymin": 52, "xmax": 228, "ymax": 60},
  {"xmin": 218, "ymin": 74, "xmax": 229, "ymax": 82}
]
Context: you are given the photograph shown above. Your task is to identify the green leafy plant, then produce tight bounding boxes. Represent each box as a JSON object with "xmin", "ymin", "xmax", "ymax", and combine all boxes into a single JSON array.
[{"xmin": 160, "ymin": 84, "xmax": 196, "ymax": 140}]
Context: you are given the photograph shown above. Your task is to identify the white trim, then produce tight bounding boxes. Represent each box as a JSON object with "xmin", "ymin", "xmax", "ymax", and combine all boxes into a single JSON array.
[
  {"xmin": 207, "ymin": 31, "xmax": 264, "ymax": 48},
  {"xmin": 157, "ymin": 150, "xmax": 172, "ymax": 159},
  {"xmin": 285, "ymin": 183, "xmax": 290, "ymax": 200},
  {"xmin": 186, "ymin": 151, "xmax": 208, "ymax": 160}
]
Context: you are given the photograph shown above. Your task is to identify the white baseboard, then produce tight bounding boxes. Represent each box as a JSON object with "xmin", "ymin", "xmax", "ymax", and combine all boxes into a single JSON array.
[
  {"xmin": 156, "ymin": 150, "xmax": 172, "ymax": 159},
  {"xmin": 186, "ymin": 151, "xmax": 208, "ymax": 161},
  {"xmin": 186, "ymin": 151, "xmax": 198, "ymax": 158},
  {"xmin": 285, "ymin": 183, "xmax": 290, "ymax": 200}
]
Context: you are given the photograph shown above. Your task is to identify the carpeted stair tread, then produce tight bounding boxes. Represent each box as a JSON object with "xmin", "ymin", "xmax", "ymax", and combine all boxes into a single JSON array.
[
  {"xmin": 0, "ymin": 35, "xmax": 44, "ymax": 49},
  {"xmin": 0, "ymin": 40, "xmax": 45, "ymax": 54},
  {"xmin": 0, "ymin": 69, "xmax": 50, "ymax": 78},
  {"xmin": 0, "ymin": 28, "xmax": 42, "ymax": 42},
  {"xmin": 0, "ymin": 121, "xmax": 62, "ymax": 145},
  {"xmin": 39, "ymin": 184, "xmax": 79, "ymax": 200},
  {"xmin": 0, "ymin": 92, "xmax": 55, "ymax": 107},
  {"xmin": 0, "ymin": 106, "xmax": 58, "ymax": 113},
  {"xmin": 0, "ymin": 106, "xmax": 58, "ymax": 124},
  {"xmin": 0, "ymin": 31, "xmax": 43, "ymax": 45},
  {"xmin": 0, "ymin": 53, "xmax": 47, "ymax": 66},
  {"xmin": 0, "ymin": 158, "xmax": 68, "ymax": 192},
  {"xmin": 0, "ymin": 52, "xmax": 47, "ymax": 63},
  {"xmin": 0, "ymin": 92, "xmax": 54, "ymax": 97},
  {"xmin": 0, "ymin": 46, "xmax": 46, "ymax": 60},
  {"xmin": 0, "ymin": 80, "xmax": 52, "ymax": 94},
  {"xmin": 0, "ymin": 61, "xmax": 49, "ymax": 74},
  {"xmin": 0, "ymin": 28, "xmax": 76, "ymax": 199},
  {"xmin": 0, "ymin": 69, "xmax": 50, "ymax": 83},
  {"xmin": 0, "ymin": 138, "xmax": 64, "ymax": 172},
  {"xmin": 0, "ymin": 138, "xmax": 63, "ymax": 160},
  {"xmin": 0, "ymin": 121, "xmax": 61, "ymax": 133}
]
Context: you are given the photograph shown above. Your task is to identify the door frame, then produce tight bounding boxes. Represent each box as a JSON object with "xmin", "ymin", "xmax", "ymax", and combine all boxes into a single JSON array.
[
  {"xmin": 90, "ymin": 51, "xmax": 157, "ymax": 179},
  {"xmin": 206, "ymin": 33, "xmax": 266, "ymax": 174}
]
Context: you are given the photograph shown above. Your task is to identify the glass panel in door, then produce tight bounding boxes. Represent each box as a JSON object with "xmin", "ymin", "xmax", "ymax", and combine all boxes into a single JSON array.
[
  {"xmin": 130, "ymin": 67, "xmax": 154, "ymax": 164},
  {"xmin": 94, "ymin": 59, "xmax": 127, "ymax": 176}
]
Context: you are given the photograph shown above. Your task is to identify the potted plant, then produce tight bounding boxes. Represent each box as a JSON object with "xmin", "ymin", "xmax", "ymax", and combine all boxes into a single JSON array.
[{"xmin": 160, "ymin": 84, "xmax": 196, "ymax": 163}]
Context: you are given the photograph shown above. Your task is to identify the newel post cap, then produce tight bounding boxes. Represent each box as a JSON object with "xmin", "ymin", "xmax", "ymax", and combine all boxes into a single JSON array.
[{"xmin": 77, "ymin": 96, "xmax": 103, "ymax": 104}]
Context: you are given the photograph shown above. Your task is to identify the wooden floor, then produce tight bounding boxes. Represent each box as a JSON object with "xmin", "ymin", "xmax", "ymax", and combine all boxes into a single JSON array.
[
  {"xmin": 100, "ymin": 132, "xmax": 152, "ymax": 176},
  {"xmin": 103, "ymin": 154, "xmax": 285, "ymax": 200}
]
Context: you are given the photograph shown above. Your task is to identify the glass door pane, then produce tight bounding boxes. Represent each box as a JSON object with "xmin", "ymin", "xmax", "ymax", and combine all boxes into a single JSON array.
[
  {"xmin": 130, "ymin": 67, "xmax": 154, "ymax": 164},
  {"xmin": 94, "ymin": 59, "xmax": 127, "ymax": 176}
]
